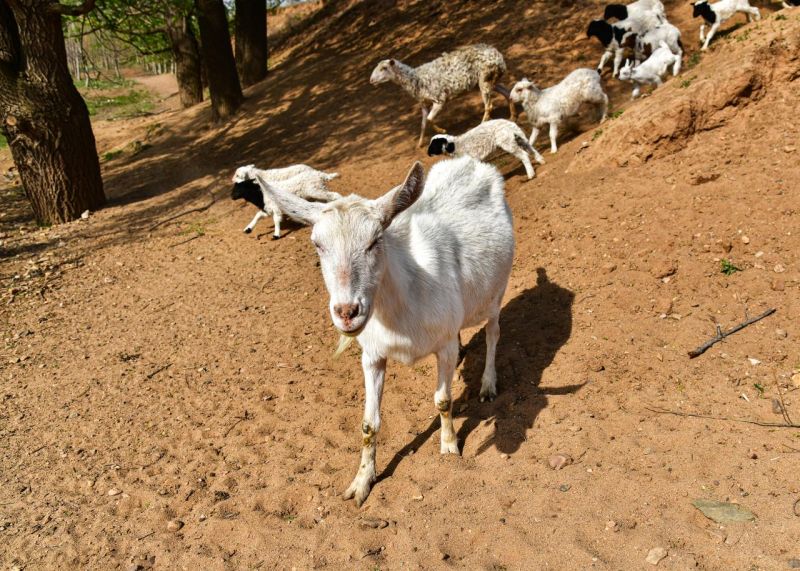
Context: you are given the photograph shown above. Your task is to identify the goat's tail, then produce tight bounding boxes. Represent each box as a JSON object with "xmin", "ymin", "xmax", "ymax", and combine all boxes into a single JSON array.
[
  {"xmin": 514, "ymin": 133, "xmax": 536, "ymax": 155},
  {"xmin": 322, "ymin": 172, "xmax": 340, "ymax": 181},
  {"xmin": 333, "ymin": 334, "xmax": 354, "ymax": 358}
]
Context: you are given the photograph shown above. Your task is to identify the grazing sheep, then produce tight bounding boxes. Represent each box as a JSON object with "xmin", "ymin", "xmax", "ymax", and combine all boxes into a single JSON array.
[
  {"xmin": 231, "ymin": 165, "xmax": 340, "ymax": 239},
  {"xmin": 510, "ymin": 69, "xmax": 608, "ymax": 154},
  {"xmin": 257, "ymin": 156, "xmax": 515, "ymax": 506},
  {"xmin": 692, "ymin": 0, "xmax": 760, "ymax": 51},
  {"xmin": 369, "ymin": 44, "xmax": 514, "ymax": 147},
  {"xmin": 635, "ymin": 21, "xmax": 683, "ymax": 75},
  {"xmin": 618, "ymin": 42, "xmax": 680, "ymax": 98},
  {"xmin": 587, "ymin": 19, "xmax": 637, "ymax": 76},
  {"xmin": 426, "ymin": 119, "xmax": 545, "ymax": 180}
]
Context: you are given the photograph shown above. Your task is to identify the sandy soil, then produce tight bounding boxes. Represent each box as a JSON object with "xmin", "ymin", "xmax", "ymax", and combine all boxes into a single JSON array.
[{"xmin": 1, "ymin": 1, "xmax": 800, "ymax": 569}]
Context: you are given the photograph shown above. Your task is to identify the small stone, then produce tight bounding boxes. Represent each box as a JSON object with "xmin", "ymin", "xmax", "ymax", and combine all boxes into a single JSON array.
[
  {"xmin": 646, "ymin": 547, "xmax": 668, "ymax": 565},
  {"xmin": 748, "ymin": 358, "xmax": 761, "ymax": 366},
  {"xmin": 81, "ymin": 210, "xmax": 90, "ymax": 220},
  {"xmin": 166, "ymin": 519, "xmax": 184, "ymax": 532},
  {"xmin": 107, "ymin": 488, "xmax": 122, "ymax": 496},
  {"xmin": 589, "ymin": 361, "xmax": 605, "ymax": 372},
  {"xmin": 784, "ymin": 145, "xmax": 797, "ymax": 153},
  {"xmin": 559, "ymin": 484, "xmax": 571, "ymax": 492},
  {"xmin": 655, "ymin": 298, "xmax": 673, "ymax": 315},
  {"xmin": 774, "ymin": 264, "xmax": 786, "ymax": 273},
  {"xmin": 775, "ymin": 329, "xmax": 788, "ymax": 339},
  {"xmin": 772, "ymin": 278, "xmax": 786, "ymax": 291},
  {"xmin": 741, "ymin": 236, "xmax": 750, "ymax": 244},
  {"xmin": 602, "ymin": 262, "xmax": 617, "ymax": 273},
  {"xmin": 412, "ymin": 494, "xmax": 424, "ymax": 501},
  {"xmin": 748, "ymin": 449, "xmax": 759, "ymax": 459},
  {"xmin": 359, "ymin": 518, "xmax": 389, "ymax": 530},
  {"xmin": 196, "ymin": 256, "xmax": 204, "ymax": 261},
  {"xmin": 650, "ymin": 261, "xmax": 677, "ymax": 279},
  {"xmin": 792, "ymin": 373, "xmax": 800, "ymax": 389},
  {"xmin": 788, "ymin": 559, "xmax": 800, "ymax": 569},
  {"xmin": 605, "ymin": 520, "xmax": 618, "ymax": 531},
  {"xmin": 549, "ymin": 453, "xmax": 573, "ymax": 470},
  {"xmin": 500, "ymin": 453, "xmax": 509, "ymax": 460}
]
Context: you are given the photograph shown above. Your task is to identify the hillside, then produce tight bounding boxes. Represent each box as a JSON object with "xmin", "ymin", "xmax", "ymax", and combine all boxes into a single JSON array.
[{"xmin": 2, "ymin": 1, "xmax": 800, "ymax": 569}]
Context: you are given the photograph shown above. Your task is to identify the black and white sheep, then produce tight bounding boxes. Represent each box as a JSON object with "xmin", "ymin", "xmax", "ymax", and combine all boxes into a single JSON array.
[{"xmin": 692, "ymin": 0, "xmax": 760, "ymax": 51}]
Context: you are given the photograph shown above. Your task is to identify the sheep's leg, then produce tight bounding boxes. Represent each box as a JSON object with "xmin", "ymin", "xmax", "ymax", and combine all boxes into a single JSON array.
[
  {"xmin": 272, "ymin": 211, "xmax": 283, "ymax": 240},
  {"xmin": 243, "ymin": 210, "xmax": 267, "ymax": 234},
  {"xmin": 548, "ymin": 122, "xmax": 559, "ymax": 154},
  {"xmin": 528, "ymin": 126, "xmax": 540, "ymax": 148},
  {"xmin": 343, "ymin": 353, "xmax": 387, "ymax": 507},
  {"xmin": 427, "ymin": 102, "xmax": 446, "ymax": 134},
  {"xmin": 506, "ymin": 144, "xmax": 536, "ymax": 180},
  {"xmin": 699, "ymin": 24, "xmax": 706, "ymax": 43},
  {"xmin": 434, "ymin": 338, "xmax": 460, "ymax": 454},
  {"xmin": 613, "ymin": 49, "xmax": 624, "ymax": 77},
  {"xmin": 479, "ymin": 301, "xmax": 502, "ymax": 402},
  {"xmin": 478, "ymin": 76, "xmax": 494, "ymax": 122},
  {"xmin": 702, "ymin": 23, "xmax": 719, "ymax": 50},
  {"xmin": 672, "ymin": 54, "xmax": 682, "ymax": 76},
  {"xmin": 418, "ymin": 104, "xmax": 430, "ymax": 148},
  {"xmin": 597, "ymin": 92, "xmax": 609, "ymax": 123},
  {"xmin": 632, "ymin": 83, "xmax": 641, "ymax": 99}
]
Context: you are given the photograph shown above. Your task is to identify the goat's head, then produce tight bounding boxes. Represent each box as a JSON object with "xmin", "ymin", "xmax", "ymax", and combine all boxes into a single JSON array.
[
  {"xmin": 370, "ymin": 59, "xmax": 398, "ymax": 85},
  {"xmin": 427, "ymin": 135, "xmax": 456, "ymax": 157},
  {"xmin": 261, "ymin": 162, "xmax": 425, "ymax": 337},
  {"xmin": 509, "ymin": 79, "xmax": 540, "ymax": 103},
  {"xmin": 618, "ymin": 59, "xmax": 635, "ymax": 80},
  {"xmin": 587, "ymin": 19, "xmax": 613, "ymax": 46},
  {"xmin": 692, "ymin": 1, "xmax": 713, "ymax": 20},
  {"xmin": 603, "ymin": 4, "xmax": 628, "ymax": 21},
  {"xmin": 231, "ymin": 165, "xmax": 264, "ymax": 208}
]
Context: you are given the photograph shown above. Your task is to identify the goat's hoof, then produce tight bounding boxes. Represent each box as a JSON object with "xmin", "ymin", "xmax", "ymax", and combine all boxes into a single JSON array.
[
  {"xmin": 271, "ymin": 234, "xmax": 280, "ymax": 241},
  {"xmin": 479, "ymin": 390, "xmax": 497, "ymax": 403},
  {"xmin": 343, "ymin": 478, "xmax": 372, "ymax": 507},
  {"xmin": 243, "ymin": 228, "xmax": 252, "ymax": 234},
  {"xmin": 440, "ymin": 440, "xmax": 461, "ymax": 455}
]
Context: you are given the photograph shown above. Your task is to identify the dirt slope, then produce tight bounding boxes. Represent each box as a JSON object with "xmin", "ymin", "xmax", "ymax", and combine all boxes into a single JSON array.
[{"xmin": 2, "ymin": 2, "xmax": 800, "ymax": 570}]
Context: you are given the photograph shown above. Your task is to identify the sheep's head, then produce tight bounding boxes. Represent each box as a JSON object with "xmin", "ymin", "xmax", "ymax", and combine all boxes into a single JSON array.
[
  {"xmin": 427, "ymin": 135, "xmax": 456, "ymax": 157},
  {"xmin": 510, "ymin": 79, "xmax": 539, "ymax": 103},
  {"xmin": 231, "ymin": 165, "xmax": 262, "ymax": 206},
  {"xmin": 587, "ymin": 19, "xmax": 612, "ymax": 46},
  {"xmin": 692, "ymin": 1, "xmax": 711, "ymax": 19},
  {"xmin": 618, "ymin": 59, "xmax": 635, "ymax": 80},
  {"xmin": 260, "ymin": 162, "xmax": 425, "ymax": 337},
  {"xmin": 370, "ymin": 59, "xmax": 397, "ymax": 85}
]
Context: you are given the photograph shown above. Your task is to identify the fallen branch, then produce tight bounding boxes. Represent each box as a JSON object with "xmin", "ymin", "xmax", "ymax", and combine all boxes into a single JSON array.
[
  {"xmin": 646, "ymin": 406, "xmax": 800, "ymax": 428},
  {"xmin": 223, "ymin": 410, "xmax": 252, "ymax": 438},
  {"xmin": 773, "ymin": 370, "xmax": 794, "ymax": 426},
  {"xmin": 145, "ymin": 363, "xmax": 171, "ymax": 380},
  {"xmin": 688, "ymin": 308, "xmax": 776, "ymax": 358}
]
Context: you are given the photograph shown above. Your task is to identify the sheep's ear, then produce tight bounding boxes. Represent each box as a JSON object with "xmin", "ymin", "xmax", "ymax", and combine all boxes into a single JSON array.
[
  {"xmin": 258, "ymin": 177, "xmax": 324, "ymax": 226},
  {"xmin": 374, "ymin": 161, "xmax": 425, "ymax": 228},
  {"xmin": 446, "ymin": 142, "xmax": 456, "ymax": 153},
  {"xmin": 388, "ymin": 59, "xmax": 396, "ymax": 66}
]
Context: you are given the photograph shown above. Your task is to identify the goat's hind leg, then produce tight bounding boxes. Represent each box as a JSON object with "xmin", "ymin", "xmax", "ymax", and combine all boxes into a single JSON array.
[
  {"xmin": 479, "ymin": 75, "xmax": 495, "ymax": 122},
  {"xmin": 343, "ymin": 353, "xmax": 387, "ymax": 507},
  {"xmin": 479, "ymin": 299, "xmax": 502, "ymax": 402},
  {"xmin": 418, "ymin": 104, "xmax": 430, "ymax": 148},
  {"xmin": 435, "ymin": 338, "xmax": 460, "ymax": 454}
]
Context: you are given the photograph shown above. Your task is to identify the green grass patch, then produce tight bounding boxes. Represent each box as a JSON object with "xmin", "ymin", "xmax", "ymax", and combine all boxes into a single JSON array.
[
  {"xmin": 84, "ymin": 89, "xmax": 154, "ymax": 120},
  {"xmin": 680, "ymin": 77, "xmax": 696, "ymax": 89},
  {"xmin": 720, "ymin": 259, "xmax": 741, "ymax": 276},
  {"xmin": 686, "ymin": 52, "xmax": 702, "ymax": 70},
  {"xmin": 0, "ymin": 132, "xmax": 7, "ymax": 149},
  {"xmin": 101, "ymin": 149, "xmax": 124, "ymax": 162},
  {"xmin": 775, "ymin": 13, "xmax": 787, "ymax": 21},
  {"xmin": 608, "ymin": 109, "xmax": 624, "ymax": 120},
  {"xmin": 76, "ymin": 77, "xmax": 134, "ymax": 90},
  {"xmin": 592, "ymin": 129, "xmax": 603, "ymax": 141}
]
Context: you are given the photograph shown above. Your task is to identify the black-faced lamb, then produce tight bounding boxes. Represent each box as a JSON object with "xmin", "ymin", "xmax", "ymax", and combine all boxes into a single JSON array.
[
  {"xmin": 231, "ymin": 165, "xmax": 340, "ymax": 239},
  {"xmin": 692, "ymin": 0, "xmax": 760, "ymax": 51},
  {"xmin": 510, "ymin": 69, "xmax": 608, "ymax": 154},
  {"xmin": 369, "ymin": 44, "xmax": 514, "ymax": 147},
  {"xmin": 618, "ymin": 42, "xmax": 680, "ymax": 98},
  {"xmin": 426, "ymin": 119, "xmax": 545, "ymax": 180}
]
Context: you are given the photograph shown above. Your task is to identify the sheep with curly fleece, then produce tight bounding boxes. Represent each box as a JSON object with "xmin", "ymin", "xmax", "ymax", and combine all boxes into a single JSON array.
[{"xmin": 370, "ymin": 44, "xmax": 514, "ymax": 147}]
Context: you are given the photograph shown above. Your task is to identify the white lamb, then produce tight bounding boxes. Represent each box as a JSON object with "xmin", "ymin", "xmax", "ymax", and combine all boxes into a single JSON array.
[
  {"xmin": 257, "ymin": 156, "xmax": 514, "ymax": 507},
  {"xmin": 635, "ymin": 21, "xmax": 683, "ymax": 75},
  {"xmin": 231, "ymin": 165, "xmax": 341, "ymax": 239},
  {"xmin": 369, "ymin": 44, "xmax": 514, "ymax": 147},
  {"xmin": 692, "ymin": 0, "xmax": 760, "ymax": 51},
  {"xmin": 510, "ymin": 68, "xmax": 608, "ymax": 154},
  {"xmin": 618, "ymin": 42, "xmax": 680, "ymax": 98},
  {"xmin": 426, "ymin": 119, "xmax": 545, "ymax": 180}
]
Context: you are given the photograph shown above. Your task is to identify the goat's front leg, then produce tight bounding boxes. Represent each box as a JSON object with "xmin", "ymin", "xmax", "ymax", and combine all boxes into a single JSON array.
[
  {"xmin": 528, "ymin": 126, "xmax": 540, "ymax": 148},
  {"xmin": 598, "ymin": 50, "xmax": 612, "ymax": 74},
  {"xmin": 702, "ymin": 23, "xmax": 719, "ymax": 50},
  {"xmin": 612, "ymin": 49, "xmax": 624, "ymax": 77},
  {"xmin": 343, "ymin": 353, "xmax": 386, "ymax": 507},
  {"xmin": 271, "ymin": 211, "xmax": 283, "ymax": 240},
  {"xmin": 418, "ymin": 104, "xmax": 430, "ymax": 148},
  {"xmin": 427, "ymin": 102, "xmax": 446, "ymax": 134},
  {"xmin": 480, "ymin": 305, "xmax": 501, "ymax": 402},
  {"xmin": 548, "ymin": 122, "xmax": 559, "ymax": 154},
  {"xmin": 243, "ymin": 210, "xmax": 267, "ymax": 234},
  {"xmin": 699, "ymin": 23, "xmax": 706, "ymax": 43},
  {"xmin": 435, "ymin": 338, "xmax": 460, "ymax": 454}
]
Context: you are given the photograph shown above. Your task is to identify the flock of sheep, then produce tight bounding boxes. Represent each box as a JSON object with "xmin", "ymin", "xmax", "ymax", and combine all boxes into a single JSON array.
[{"xmin": 229, "ymin": 0, "xmax": 791, "ymax": 507}]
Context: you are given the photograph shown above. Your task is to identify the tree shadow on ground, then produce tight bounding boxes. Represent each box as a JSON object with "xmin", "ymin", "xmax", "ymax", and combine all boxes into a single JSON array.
[{"xmin": 378, "ymin": 267, "xmax": 579, "ymax": 481}]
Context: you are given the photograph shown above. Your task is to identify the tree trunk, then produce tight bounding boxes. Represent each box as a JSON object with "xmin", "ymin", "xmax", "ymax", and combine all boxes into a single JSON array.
[
  {"xmin": 165, "ymin": 13, "xmax": 203, "ymax": 108},
  {"xmin": 0, "ymin": 0, "xmax": 105, "ymax": 225},
  {"xmin": 195, "ymin": 0, "xmax": 243, "ymax": 121},
  {"xmin": 234, "ymin": 0, "xmax": 266, "ymax": 87}
]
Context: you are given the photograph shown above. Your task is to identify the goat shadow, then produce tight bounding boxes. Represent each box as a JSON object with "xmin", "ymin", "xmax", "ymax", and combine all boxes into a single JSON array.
[{"xmin": 378, "ymin": 267, "xmax": 580, "ymax": 481}]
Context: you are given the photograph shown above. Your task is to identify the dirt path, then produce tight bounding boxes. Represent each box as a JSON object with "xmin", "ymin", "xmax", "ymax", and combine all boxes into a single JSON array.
[{"xmin": 1, "ymin": 2, "xmax": 799, "ymax": 570}]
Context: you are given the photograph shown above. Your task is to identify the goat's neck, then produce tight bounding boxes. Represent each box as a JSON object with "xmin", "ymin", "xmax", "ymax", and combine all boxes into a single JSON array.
[
  {"xmin": 391, "ymin": 61, "xmax": 422, "ymax": 100},
  {"xmin": 371, "ymin": 233, "xmax": 413, "ymax": 327}
]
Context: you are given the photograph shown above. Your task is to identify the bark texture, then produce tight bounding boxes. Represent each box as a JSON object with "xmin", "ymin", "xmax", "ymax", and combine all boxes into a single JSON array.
[
  {"xmin": 234, "ymin": 0, "xmax": 267, "ymax": 87},
  {"xmin": 195, "ymin": 0, "xmax": 243, "ymax": 121}
]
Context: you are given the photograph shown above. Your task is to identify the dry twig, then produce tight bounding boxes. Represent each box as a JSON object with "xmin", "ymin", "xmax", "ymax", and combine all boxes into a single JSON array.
[
  {"xmin": 645, "ymin": 406, "xmax": 800, "ymax": 429},
  {"xmin": 687, "ymin": 308, "xmax": 776, "ymax": 358}
]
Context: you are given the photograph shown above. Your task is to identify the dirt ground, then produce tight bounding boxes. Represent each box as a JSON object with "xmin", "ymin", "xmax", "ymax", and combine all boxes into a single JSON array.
[{"xmin": 2, "ymin": 1, "xmax": 800, "ymax": 569}]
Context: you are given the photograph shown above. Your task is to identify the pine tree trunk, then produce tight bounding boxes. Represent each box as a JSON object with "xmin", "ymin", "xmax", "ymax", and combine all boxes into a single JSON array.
[
  {"xmin": 195, "ymin": 0, "xmax": 243, "ymax": 121},
  {"xmin": 0, "ymin": 0, "xmax": 105, "ymax": 225},
  {"xmin": 165, "ymin": 13, "xmax": 203, "ymax": 108},
  {"xmin": 234, "ymin": 0, "xmax": 266, "ymax": 87}
]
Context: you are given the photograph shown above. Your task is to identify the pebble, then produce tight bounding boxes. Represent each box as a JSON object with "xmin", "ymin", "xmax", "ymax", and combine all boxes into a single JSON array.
[
  {"xmin": 747, "ymin": 358, "xmax": 761, "ymax": 366},
  {"xmin": 646, "ymin": 547, "xmax": 668, "ymax": 565},
  {"xmin": 791, "ymin": 373, "xmax": 800, "ymax": 389},
  {"xmin": 589, "ymin": 361, "xmax": 605, "ymax": 372},
  {"xmin": 107, "ymin": 488, "xmax": 122, "ymax": 496},
  {"xmin": 775, "ymin": 329, "xmax": 788, "ymax": 339},
  {"xmin": 548, "ymin": 453, "xmax": 573, "ymax": 470},
  {"xmin": 741, "ymin": 235, "xmax": 750, "ymax": 244},
  {"xmin": 788, "ymin": 559, "xmax": 800, "ymax": 569},
  {"xmin": 166, "ymin": 519, "xmax": 184, "ymax": 532},
  {"xmin": 500, "ymin": 453, "xmax": 509, "ymax": 460},
  {"xmin": 602, "ymin": 262, "xmax": 617, "ymax": 273},
  {"xmin": 359, "ymin": 518, "xmax": 389, "ymax": 530},
  {"xmin": 412, "ymin": 494, "xmax": 424, "ymax": 501},
  {"xmin": 772, "ymin": 278, "xmax": 786, "ymax": 291},
  {"xmin": 559, "ymin": 484, "xmax": 571, "ymax": 492},
  {"xmin": 81, "ymin": 210, "xmax": 90, "ymax": 220},
  {"xmin": 774, "ymin": 264, "xmax": 786, "ymax": 273}
]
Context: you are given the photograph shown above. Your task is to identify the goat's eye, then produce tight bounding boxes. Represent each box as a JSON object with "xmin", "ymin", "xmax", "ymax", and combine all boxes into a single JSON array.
[{"xmin": 366, "ymin": 236, "xmax": 382, "ymax": 252}]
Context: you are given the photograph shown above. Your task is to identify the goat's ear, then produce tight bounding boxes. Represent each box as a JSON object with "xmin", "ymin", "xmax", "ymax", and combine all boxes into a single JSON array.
[
  {"xmin": 259, "ymin": 178, "xmax": 324, "ymax": 226},
  {"xmin": 446, "ymin": 142, "xmax": 455, "ymax": 153},
  {"xmin": 375, "ymin": 161, "xmax": 425, "ymax": 228},
  {"xmin": 388, "ymin": 59, "xmax": 396, "ymax": 66}
]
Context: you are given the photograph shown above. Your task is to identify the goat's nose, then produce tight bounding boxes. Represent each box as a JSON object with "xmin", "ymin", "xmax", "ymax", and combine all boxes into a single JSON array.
[{"xmin": 334, "ymin": 303, "xmax": 360, "ymax": 321}]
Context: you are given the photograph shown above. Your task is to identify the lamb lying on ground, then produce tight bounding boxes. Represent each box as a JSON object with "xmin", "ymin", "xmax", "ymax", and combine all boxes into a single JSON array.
[
  {"xmin": 510, "ymin": 68, "xmax": 608, "ymax": 154},
  {"xmin": 617, "ymin": 42, "xmax": 680, "ymax": 98},
  {"xmin": 692, "ymin": 0, "xmax": 760, "ymax": 51},
  {"xmin": 231, "ymin": 165, "xmax": 340, "ymax": 239},
  {"xmin": 426, "ymin": 119, "xmax": 544, "ymax": 180}
]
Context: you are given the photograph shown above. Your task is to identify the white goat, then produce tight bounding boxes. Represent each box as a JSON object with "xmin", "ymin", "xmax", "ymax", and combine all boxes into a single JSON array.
[
  {"xmin": 635, "ymin": 21, "xmax": 683, "ymax": 75},
  {"xmin": 370, "ymin": 44, "xmax": 514, "ymax": 147},
  {"xmin": 510, "ymin": 69, "xmax": 608, "ymax": 154},
  {"xmin": 604, "ymin": 0, "xmax": 666, "ymax": 34},
  {"xmin": 692, "ymin": 0, "xmax": 760, "ymax": 51},
  {"xmin": 231, "ymin": 165, "xmax": 340, "ymax": 239},
  {"xmin": 618, "ymin": 42, "xmax": 680, "ymax": 98},
  {"xmin": 426, "ymin": 119, "xmax": 545, "ymax": 180},
  {"xmin": 259, "ymin": 156, "xmax": 515, "ymax": 507}
]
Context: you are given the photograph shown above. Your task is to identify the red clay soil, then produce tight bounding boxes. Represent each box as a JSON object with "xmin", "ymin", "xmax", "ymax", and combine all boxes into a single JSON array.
[{"xmin": 1, "ymin": 1, "xmax": 800, "ymax": 569}]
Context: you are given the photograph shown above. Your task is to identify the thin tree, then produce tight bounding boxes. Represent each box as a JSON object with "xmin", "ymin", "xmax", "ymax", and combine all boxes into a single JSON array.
[
  {"xmin": 0, "ymin": 0, "xmax": 105, "ymax": 225},
  {"xmin": 195, "ymin": 0, "xmax": 242, "ymax": 121},
  {"xmin": 234, "ymin": 0, "xmax": 266, "ymax": 87}
]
